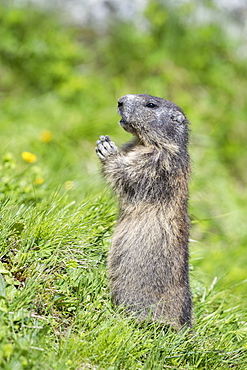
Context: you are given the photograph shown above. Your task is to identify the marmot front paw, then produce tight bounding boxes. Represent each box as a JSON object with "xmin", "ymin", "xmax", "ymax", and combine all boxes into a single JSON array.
[{"xmin": 95, "ymin": 135, "xmax": 118, "ymax": 161}]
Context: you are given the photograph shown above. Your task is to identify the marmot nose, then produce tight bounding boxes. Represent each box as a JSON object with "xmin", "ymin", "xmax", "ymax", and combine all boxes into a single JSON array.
[{"xmin": 118, "ymin": 96, "xmax": 127, "ymax": 107}]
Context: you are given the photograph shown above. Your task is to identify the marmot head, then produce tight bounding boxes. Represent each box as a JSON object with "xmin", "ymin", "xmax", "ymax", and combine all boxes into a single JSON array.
[{"xmin": 117, "ymin": 94, "xmax": 189, "ymax": 149}]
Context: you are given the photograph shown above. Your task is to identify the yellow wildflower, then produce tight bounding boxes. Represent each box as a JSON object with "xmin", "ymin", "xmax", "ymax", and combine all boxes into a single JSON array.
[
  {"xmin": 34, "ymin": 177, "xmax": 44, "ymax": 185},
  {"xmin": 40, "ymin": 130, "xmax": 53, "ymax": 143},
  {"xmin": 22, "ymin": 152, "xmax": 37, "ymax": 163}
]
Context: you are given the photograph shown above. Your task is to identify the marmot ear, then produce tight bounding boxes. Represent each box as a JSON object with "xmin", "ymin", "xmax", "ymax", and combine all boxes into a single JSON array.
[{"xmin": 169, "ymin": 110, "xmax": 185, "ymax": 124}]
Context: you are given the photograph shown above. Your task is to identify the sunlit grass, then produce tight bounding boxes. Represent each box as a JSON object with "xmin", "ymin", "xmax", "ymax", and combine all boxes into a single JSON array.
[
  {"xmin": 0, "ymin": 192, "xmax": 246, "ymax": 369},
  {"xmin": 0, "ymin": 0, "xmax": 247, "ymax": 368}
]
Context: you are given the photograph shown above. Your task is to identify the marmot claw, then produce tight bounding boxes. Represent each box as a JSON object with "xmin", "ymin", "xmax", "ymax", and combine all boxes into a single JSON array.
[{"xmin": 95, "ymin": 135, "xmax": 118, "ymax": 161}]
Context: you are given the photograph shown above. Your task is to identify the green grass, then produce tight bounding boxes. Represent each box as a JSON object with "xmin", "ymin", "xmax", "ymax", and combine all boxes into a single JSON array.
[
  {"xmin": 0, "ymin": 0, "xmax": 247, "ymax": 368},
  {"xmin": 0, "ymin": 192, "xmax": 246, "ymax": 369},
  {"xmin": 0, "ymin": 101, "xmax": 246, "ymax": 369}
]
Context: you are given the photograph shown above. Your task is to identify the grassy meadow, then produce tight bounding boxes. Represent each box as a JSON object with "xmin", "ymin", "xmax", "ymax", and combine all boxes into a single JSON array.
[{"xmin": 0, "ymin": 1, "xmax": 247, "ymax": 368}]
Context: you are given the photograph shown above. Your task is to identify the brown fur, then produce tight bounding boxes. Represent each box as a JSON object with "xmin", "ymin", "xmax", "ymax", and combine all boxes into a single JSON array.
[{"xmin": 95, "ymin": 94, "xmax": 192, "ymax": 329}]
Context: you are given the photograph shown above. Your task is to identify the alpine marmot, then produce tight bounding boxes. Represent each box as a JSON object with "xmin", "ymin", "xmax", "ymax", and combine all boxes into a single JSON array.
[{"xmin": 95, "ymin": 94, "xmax": 192, "ymax": 329}]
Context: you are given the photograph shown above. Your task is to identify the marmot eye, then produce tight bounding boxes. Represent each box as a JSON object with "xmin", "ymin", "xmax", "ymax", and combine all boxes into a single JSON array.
[{"xmin": 146, "ymin": 102, "xmax": 157, "ymax": 108}]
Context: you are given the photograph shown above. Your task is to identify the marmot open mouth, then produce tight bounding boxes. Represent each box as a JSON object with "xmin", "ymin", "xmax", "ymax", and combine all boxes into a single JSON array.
[
  {"xmin": 119, "ymin": 118, "xmax": 128, "ymax": 127},
  {"xmin": 119, "ymin": 118, "xmax": 136, "ymax": 135}
]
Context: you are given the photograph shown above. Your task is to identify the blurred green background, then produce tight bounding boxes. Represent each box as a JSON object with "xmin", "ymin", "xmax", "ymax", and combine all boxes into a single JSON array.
[{"xmin": 1, "ymin": 0, "xmax": 247, "ymax": 294}]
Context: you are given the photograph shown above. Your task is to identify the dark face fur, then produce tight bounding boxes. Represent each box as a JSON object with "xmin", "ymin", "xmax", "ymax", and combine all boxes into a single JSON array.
[{"xmin": 117, "ymin": 94, "xmax": 189, "ymax": 148}]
